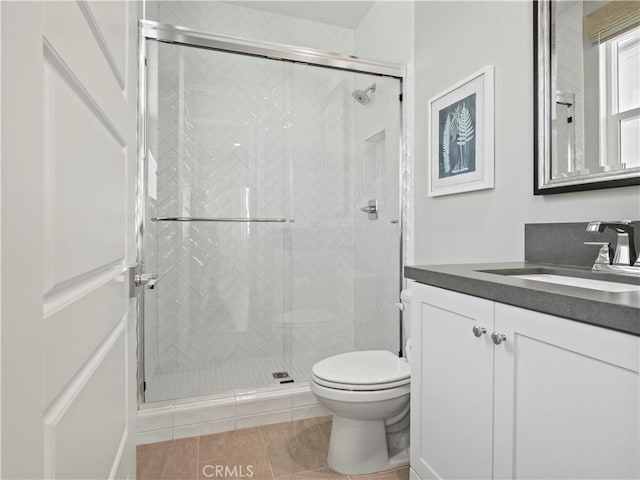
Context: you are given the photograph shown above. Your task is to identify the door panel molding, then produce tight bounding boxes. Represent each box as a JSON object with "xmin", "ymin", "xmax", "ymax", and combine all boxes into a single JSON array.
[
  {"xmin": 76, "ymin": 0, "xmax": 126, "ymax": 89},
  {"xmin": 44, "ymin": 262, "xmax": 125, "ymax": 317},
  {"xmin": 44, "ymin": 322, "xmax": 127, "ymax": 478},
  {"xmin": 43, "ymin": 1, "xmax": 127, "ymax": 135},
  {"xmin": 42, "ymin": 40, "xmax": 127, "ymax": 146},
  {"xmin": 43, "ymin": 317, "xmax": 125, "ymax": 426},
  {"xmin": 44, "ymin": 270, "xmax": 128, "ymax": 405}
]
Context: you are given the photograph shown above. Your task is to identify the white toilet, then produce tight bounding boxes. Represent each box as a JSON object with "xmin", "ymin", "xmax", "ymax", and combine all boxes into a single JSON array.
[
  {"xmin": 311, "ymin": 350, "xmax": 410, "ymax": 475},
  {"xmin": 310, "ymin": 291, "xmax": 412, "ymax": 475}
]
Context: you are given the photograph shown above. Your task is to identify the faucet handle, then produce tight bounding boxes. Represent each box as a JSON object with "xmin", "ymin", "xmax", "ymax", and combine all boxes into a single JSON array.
[
  {"xmin": 587, "ymin": 220, "xmax": 632, "ymax": 232},
  {"xmin": 584, "ymin": 241, "xmax": 613, "ymax": 266},
  {"xmin": 586, "ymin": 221, "xmax": 637, "ymax": 266}
]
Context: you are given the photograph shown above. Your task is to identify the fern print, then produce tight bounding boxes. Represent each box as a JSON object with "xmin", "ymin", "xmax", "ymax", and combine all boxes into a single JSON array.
[
  {"xmin": 455, "ymin": 102, "xmax": 475, "ymax": 170},
  {"xmin": 438, "ymin": 93, "xmax": 476, "ymax": 178},
  {"xmin": 441, "ymin": 113, "xmax": 457, "ymax": 174}
]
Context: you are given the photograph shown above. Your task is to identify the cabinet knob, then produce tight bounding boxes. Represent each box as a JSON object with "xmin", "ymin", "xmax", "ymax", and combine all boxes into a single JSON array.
[
  {"xmin": 491, "ymin": 332, "xmax": 507, "ymax": 345},
  {"xmin": 472, "ymin": 325, "xmax": 486, "ymax": 337}
]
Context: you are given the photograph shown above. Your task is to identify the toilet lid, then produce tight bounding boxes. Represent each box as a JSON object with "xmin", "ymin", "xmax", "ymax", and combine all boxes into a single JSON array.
[{"xmin": 312, "ymin": 350, "xmax": 410, "ymax": 386}]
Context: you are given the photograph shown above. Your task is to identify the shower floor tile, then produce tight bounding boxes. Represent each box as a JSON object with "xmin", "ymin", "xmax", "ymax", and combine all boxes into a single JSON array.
[
  {"xmin": 145, "ymin": 352, "xmax": 329, "ymax": 403},
  {"xmin": 137, "ymin": 416, "xmax": 410, "ymax": 480}
]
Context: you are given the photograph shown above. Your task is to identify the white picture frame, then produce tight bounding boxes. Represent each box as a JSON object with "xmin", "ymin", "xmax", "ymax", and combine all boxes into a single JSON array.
[{"xmin": 427, "ymin": 65, "xmax": 495, "ymax": 197}]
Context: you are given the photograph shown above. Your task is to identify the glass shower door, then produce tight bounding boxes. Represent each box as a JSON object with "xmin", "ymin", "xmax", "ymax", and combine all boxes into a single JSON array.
[
  {"xmin": 286, "ymin": 63, "xmax": 402, "ymax": 382},
  {"xmin": 141, "ymin": 36, "xmax": 404, "ymax": 404},
  {"xmin": 143, "ymin": 41, "xmax": 291, "ymax": 402}
]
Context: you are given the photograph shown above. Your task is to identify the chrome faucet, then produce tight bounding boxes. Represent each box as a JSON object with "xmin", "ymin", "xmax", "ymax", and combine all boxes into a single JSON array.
[{"xmin": 586, "ymin": 221, "xmax": 639, "ymax": 275}]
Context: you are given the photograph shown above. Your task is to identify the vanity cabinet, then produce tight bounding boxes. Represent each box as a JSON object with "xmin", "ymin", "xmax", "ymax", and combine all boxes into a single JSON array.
[{"xmin": 410, "ymin": 283, "xmax": 640, "ymax": 480}]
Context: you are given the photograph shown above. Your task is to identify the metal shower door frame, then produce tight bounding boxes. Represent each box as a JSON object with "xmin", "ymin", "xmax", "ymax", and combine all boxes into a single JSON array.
[{"xmin": 136, "ymin": 19, "xmax": 408, "ymax": 407}]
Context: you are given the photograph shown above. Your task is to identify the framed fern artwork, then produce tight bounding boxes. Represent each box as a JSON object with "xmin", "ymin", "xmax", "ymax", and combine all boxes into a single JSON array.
[{"xmin": 427, "ymin": 66, "xmax": 495, "ymax": 196}]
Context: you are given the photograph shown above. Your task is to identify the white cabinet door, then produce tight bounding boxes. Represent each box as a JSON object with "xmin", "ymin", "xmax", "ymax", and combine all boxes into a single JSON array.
[
  {"xmin": 493, "ymin": 303, "xmax": 640, "ymax": 480},
  {"xmin": 410, "ymin": 284, "xmax": 494, "ymax": 480},
  {"xmin": 1, "ymin": 2, "xmax": 138, "ymax": 478}
]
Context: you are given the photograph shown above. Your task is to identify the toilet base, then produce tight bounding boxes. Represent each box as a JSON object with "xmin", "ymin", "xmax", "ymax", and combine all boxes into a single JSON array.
[{"xmin": 327, "ymin": 415, "xmax": 409, "ymax": 475}]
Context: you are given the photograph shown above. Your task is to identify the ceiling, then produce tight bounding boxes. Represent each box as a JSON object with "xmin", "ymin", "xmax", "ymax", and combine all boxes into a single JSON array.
[{"xmin": 225, "ymin": 1, "xmax": 376, "ymax": 29}]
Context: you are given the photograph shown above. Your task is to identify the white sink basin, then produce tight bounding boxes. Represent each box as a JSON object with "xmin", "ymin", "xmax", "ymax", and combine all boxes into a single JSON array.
[{"xmin": 512, "ymin": 274, "xmax": 640, "ymax": 293}]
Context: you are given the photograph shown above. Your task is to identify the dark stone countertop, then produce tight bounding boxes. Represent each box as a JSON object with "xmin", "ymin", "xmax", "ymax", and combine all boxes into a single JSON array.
[{"xmin": 404, "ymin": 262, "xmax": 640, "ymax": 336}]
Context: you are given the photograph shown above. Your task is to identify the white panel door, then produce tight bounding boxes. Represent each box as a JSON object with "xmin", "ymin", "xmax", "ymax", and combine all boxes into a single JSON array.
[
  {"xmin": 1, "ymin": 2, "xmax": 138, "ymax": 478},
  {"xmin": 493, "ymin": 303, "xmax": 640, "ymax": 480},
  {"xmin": 410, "ymin": 284, "xmax": 494, "ymax": 480}
]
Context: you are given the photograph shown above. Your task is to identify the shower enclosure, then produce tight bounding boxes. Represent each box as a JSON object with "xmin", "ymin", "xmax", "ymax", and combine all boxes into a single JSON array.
[{"xmin": 138, "ymin": 22, "xmax": 405, "ymax": 404}]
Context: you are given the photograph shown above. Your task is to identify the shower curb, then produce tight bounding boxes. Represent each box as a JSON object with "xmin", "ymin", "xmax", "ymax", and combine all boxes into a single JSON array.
[{"xmin": 136, "ymin": 383, "xmax": 329, "ymax": 444}]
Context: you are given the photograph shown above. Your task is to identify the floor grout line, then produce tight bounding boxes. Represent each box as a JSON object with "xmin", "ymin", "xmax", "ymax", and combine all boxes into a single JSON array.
[
  {"xmin": 258, "ymin": 424, "xmax": 276, "ymax": 480},
  {"xmin": 195, "ymin": 434, "xmax": 200, "ymax": 479}
]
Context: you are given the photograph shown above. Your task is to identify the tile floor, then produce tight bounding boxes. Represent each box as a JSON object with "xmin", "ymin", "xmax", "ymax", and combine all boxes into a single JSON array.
[
  {"xmin": 137, "ymin": 416, "xmax": 409, "ymax": 480},
  {"xmin": 145, "ymin": 352, "xmax": 323, "ymax": 403}
]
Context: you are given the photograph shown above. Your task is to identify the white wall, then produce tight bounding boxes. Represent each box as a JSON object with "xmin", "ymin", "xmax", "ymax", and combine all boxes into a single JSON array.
[
  {"xmin": 148, "ymin": 0, "xmax": 354, "ymax": 53},
  {"xmin": 413, "ymin": 1, "xmax": 640, "ymax": 265},
  {"xmin": 355, "ymin": 0, "xmax": 413, "ymax": 64}
]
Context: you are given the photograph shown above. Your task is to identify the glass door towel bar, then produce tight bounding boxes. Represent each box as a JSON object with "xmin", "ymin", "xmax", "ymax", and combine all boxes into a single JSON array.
[{"xmin": 151, "ymin": 217, "xmax": 288, "ymax": 222}]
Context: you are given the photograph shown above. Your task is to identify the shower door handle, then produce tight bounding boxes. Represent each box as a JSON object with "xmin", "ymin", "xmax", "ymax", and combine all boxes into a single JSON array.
[
  {"xmin": 360, "ymin": 200, "xmax": 378, "ymax": 220},
  {"xmin": 360, "ymin": 205, "xmax": 377, "ymax": 213},
  {"xmin": 135, "ymin": 273, "xmax": 158, "ymax": 289}
]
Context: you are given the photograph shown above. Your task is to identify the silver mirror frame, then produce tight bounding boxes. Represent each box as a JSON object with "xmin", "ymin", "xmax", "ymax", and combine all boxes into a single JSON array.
[{"xmin": 533, "ymin": 0, "xmax": 640, "ymax": 195}]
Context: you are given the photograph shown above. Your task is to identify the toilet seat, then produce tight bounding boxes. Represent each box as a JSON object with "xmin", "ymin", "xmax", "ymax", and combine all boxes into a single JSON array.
[
  {"xmin": 311, "ymin": 380, "xmax": 410, "ymax": 403},
  {"xmin": 312, "ymin": 374, "xmax": 409, "ymax": 391},
  {"xmin": 312, "ymin": 350, "xmax": 410, "ymax": 391}
]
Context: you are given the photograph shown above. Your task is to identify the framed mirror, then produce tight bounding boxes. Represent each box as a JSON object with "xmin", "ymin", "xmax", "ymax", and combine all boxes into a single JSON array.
[{"xmin": 534, "ymin": 0, "xmax": 640, "ymax": 194}]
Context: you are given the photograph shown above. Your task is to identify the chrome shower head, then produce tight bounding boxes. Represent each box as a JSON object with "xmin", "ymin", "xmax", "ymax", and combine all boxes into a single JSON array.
[
  {"xmin": 352, "ymin": 83, "xmax": 376, "ymax": 105},
  {"xmin": 352, "ymin": 90, "xmax": 370, "ymax": 105}
]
